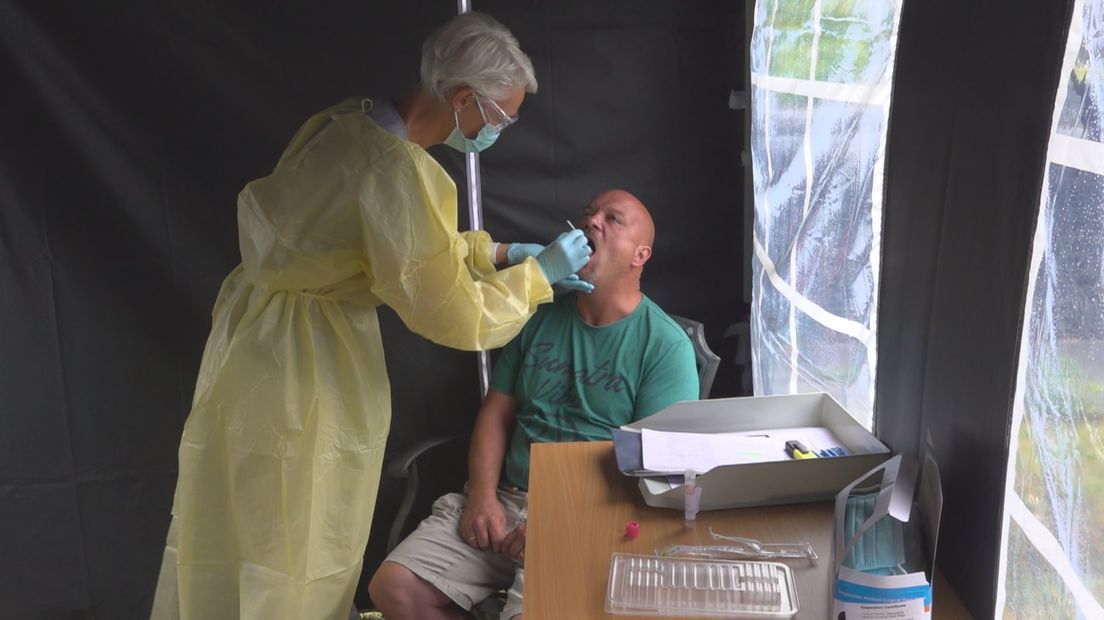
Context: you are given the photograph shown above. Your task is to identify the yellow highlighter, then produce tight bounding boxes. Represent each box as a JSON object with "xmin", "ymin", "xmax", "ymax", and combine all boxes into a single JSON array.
[{"xmin": 785, "ymin": 440, "xmax": 818, "ymax": 459}]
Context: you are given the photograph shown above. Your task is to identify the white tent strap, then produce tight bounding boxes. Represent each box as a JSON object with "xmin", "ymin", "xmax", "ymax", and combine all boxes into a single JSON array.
[
  {"xmin": 750, "ymin": 72, "xmax": 892, "ymax": 106},
  {"xmin": 753, "ymin": 235, "xmax": 875, "ymax": 346},
  {"xmin": 1008, "ymin": 493, "xmax": 1104, "ymax": 616},
  {"xmin": 1049, "ymin": 133, "xmax": 1104, "ymax": 176}
]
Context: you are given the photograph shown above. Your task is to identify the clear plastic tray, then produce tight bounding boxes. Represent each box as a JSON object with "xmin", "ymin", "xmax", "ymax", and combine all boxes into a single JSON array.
[{"xmin": 605, "ymin": 553, "xmax": 799, "ymax": 618}]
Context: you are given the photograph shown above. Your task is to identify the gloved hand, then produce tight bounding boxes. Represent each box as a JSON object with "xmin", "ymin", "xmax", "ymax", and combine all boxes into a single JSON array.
[
  {"xmin": 556, "ymin": 274, "xmax": 595, "ymax": 294},
  {"xmin": 506, "ymin": 243, "xmax": 545, "ymax": 265},
  {"xmin": 534, "ymin": 229, "xmax": 591, "ymax": 285}
]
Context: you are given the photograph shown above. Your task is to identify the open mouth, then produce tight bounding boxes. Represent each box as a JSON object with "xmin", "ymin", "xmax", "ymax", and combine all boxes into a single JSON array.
[
  {"xmin": 580, "ymin": 234, "xmax": 598, "ymax": 274},
  {"xmin": 584, "ymin": 233, "xmax": 597, "ymax": 254}
]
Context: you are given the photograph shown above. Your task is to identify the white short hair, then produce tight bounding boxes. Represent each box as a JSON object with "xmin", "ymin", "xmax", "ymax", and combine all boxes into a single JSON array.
[{"xmin": 420, "ymin": 12, "xmax": 538, "ymax": 102}]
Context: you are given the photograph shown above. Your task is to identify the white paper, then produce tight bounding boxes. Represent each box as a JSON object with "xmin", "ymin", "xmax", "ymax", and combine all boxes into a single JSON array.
[
  {"xmin": 640, "ymin": 429, "xmax": 777, "ymax": 473},
  {"xmin": 640, "ymin": 426, "xmax": 852, "ymax": 475}
]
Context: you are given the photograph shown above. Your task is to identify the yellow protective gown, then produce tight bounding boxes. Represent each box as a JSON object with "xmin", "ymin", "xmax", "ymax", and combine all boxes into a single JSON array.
[{"xmin": 150, "ymin": 99, "xmax": 553, "ymax": 619}]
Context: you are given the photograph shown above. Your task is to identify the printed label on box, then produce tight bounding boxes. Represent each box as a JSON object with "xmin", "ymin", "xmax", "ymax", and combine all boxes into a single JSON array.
[{"xmin": 833, "ymin": 567, "xmax": 932, "ymax": 619}]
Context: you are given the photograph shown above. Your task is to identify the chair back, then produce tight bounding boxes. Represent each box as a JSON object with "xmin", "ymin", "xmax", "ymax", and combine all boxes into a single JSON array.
[{"xmin": 669, "ymin": 315, "xmax": 721, "ymax": 399}]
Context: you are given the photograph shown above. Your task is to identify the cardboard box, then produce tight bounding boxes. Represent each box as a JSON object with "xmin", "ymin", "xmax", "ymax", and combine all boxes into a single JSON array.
[
  {"xmin": 832, "ymin": 439, "xmax": 943, "ymax": 620},
  {"xmin": 616, "ymin": 392, "xmax": 891, "ymax": 510}
]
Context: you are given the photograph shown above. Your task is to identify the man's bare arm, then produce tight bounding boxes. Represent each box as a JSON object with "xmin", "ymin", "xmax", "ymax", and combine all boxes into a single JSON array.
[{"xmin": 459, "ymin": 390, "xmax": 517, "ymax": 552}]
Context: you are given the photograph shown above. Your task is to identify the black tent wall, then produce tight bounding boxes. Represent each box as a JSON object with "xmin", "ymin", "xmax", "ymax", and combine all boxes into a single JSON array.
[
  {"xmin": 0, "ymin": 1, "xmax": 745, "ymax": 617},
  {"xmin": 878, "ymin": 0, "xmax": 1073, "ymax": 615}
]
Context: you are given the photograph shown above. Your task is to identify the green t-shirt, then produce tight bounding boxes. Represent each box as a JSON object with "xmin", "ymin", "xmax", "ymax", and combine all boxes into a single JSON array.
[{"xmin": 490, "ymin": 294, "xmax": 700, "ymax": 489}]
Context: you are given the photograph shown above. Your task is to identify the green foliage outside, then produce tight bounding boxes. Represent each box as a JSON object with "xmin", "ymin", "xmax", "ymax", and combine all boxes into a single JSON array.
[
  {"xmin": 762, "ymin": 0, "xmax": 895, "ymax": 83},
  {"xmin": 1006, "ymin": 350, "xmax": 1104, "ymax": 615}
]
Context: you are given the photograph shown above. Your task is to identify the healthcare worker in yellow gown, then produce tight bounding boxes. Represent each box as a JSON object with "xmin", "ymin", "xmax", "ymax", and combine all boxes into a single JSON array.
[{"xmin": 150, "ymin": 12, "xmax": 593, "ymax": 620}]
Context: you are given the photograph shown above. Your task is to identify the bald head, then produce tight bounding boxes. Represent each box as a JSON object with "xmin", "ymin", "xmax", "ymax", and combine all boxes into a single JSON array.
[
  {"xmin": 576, "ymin": 189, "xmax": 655, "ymax": 292},
  {"xmin": 590, "ymin": 189, "xmax": 655, "ymax": 249},
  {"xmin": 574, "ymin": 189, "xmax": 654, "ymax": 318}
]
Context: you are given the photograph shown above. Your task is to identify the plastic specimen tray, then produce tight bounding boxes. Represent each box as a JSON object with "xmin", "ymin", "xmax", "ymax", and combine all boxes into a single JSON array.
[{"xmin": 605, "ymin": 553, "xmax": 799, "ymax": 618}]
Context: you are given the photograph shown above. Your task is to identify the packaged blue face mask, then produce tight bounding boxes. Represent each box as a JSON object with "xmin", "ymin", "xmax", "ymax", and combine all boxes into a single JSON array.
[{"xmin": 842, "ymin": 493, "xmax": 906, "ymax": 575}]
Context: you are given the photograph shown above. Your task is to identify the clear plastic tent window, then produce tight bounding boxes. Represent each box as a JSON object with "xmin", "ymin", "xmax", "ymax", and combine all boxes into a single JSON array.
[
  {"xmin": 749, "ymin": 0, "xmax": 903, "ymax": 427},
  {"xmin": 998, "ymin": 0, "xmax": 1104, "ymax": 615}
]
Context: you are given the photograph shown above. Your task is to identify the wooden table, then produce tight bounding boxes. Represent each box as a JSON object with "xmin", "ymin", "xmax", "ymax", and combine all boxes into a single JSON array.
[{"xmin": 524, "ymin": 441, "xmax": 971, "ymax": 619}]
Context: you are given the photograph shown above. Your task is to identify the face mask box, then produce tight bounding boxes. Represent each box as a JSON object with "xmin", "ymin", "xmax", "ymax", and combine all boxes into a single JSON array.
[
  {"xmin": 832, "ymin": 443, "xmax": 943, "ymax": 620},
  {"xmin": 613, "ymin": 392, "xmax": 892, "ymax": 510}
]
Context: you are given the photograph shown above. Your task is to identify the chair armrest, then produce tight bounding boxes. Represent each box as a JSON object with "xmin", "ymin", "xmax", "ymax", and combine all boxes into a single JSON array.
[
  {"xmin": 385, "ymin": 433, "xmax": 470, "ymax": 479},
  {"xmin": 384, "ymin": 432, "xmax": 470, "ymax": 552}
]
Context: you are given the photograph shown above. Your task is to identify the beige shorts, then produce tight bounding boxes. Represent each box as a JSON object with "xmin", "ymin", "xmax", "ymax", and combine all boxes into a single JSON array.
[{"xmin": 383, "ymin": 486, "xmax": 528, "ymax": 619}]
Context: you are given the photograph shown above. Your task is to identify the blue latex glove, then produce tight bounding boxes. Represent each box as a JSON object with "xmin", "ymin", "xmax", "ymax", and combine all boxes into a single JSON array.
[
  {"xmin": 535, "ymin": 229, "xmax": 591, "ymax": 285},
  {"xmin": 556, "ymin": 274, "xmax": 595, "ymax": 294},
  {"xmin": 506, "ymin": 243, "xmax": 544, "ymax": 266}
]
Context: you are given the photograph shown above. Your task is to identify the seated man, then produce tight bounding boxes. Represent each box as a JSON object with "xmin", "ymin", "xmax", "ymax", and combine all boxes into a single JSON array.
[{"xmin": 368, "ymin": 189, "xmax": 700, "ymax": 620}]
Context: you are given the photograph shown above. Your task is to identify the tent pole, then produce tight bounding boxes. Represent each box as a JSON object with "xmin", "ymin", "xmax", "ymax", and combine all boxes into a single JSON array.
[{"xmin": 458, "ymin": 0, "xmax": 492, "ymax": 398}]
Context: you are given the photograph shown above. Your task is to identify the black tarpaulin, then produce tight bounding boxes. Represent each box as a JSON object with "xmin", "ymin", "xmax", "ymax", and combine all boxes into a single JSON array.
[{"xmin": 0, "ymin": 2, "xmax": 745, "ymax": 617}]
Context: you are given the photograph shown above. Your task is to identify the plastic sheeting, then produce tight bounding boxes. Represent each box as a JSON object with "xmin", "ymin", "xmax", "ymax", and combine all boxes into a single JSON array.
[
  {"xmin": 999, "ymin": 0, "xmax": 1104, "ymax": 614},
  {"xmin": 749, "ymin": 0, "xmax": 903, "ymax": 427}
]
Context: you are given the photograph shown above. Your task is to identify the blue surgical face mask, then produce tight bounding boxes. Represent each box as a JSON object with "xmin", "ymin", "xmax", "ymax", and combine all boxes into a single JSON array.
[
  {"xmin": 443, "ymin": 107, "xmax": 500, "ymax": 153},
  {"xmin": 843, "ymin": 493, "xmax": 906, "ymax": 575}
]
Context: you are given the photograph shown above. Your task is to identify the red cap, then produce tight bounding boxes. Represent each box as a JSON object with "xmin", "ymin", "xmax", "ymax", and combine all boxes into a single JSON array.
[{"xmin": 624, "ymin": 521, "xmax": 640, "ymax": 539}]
